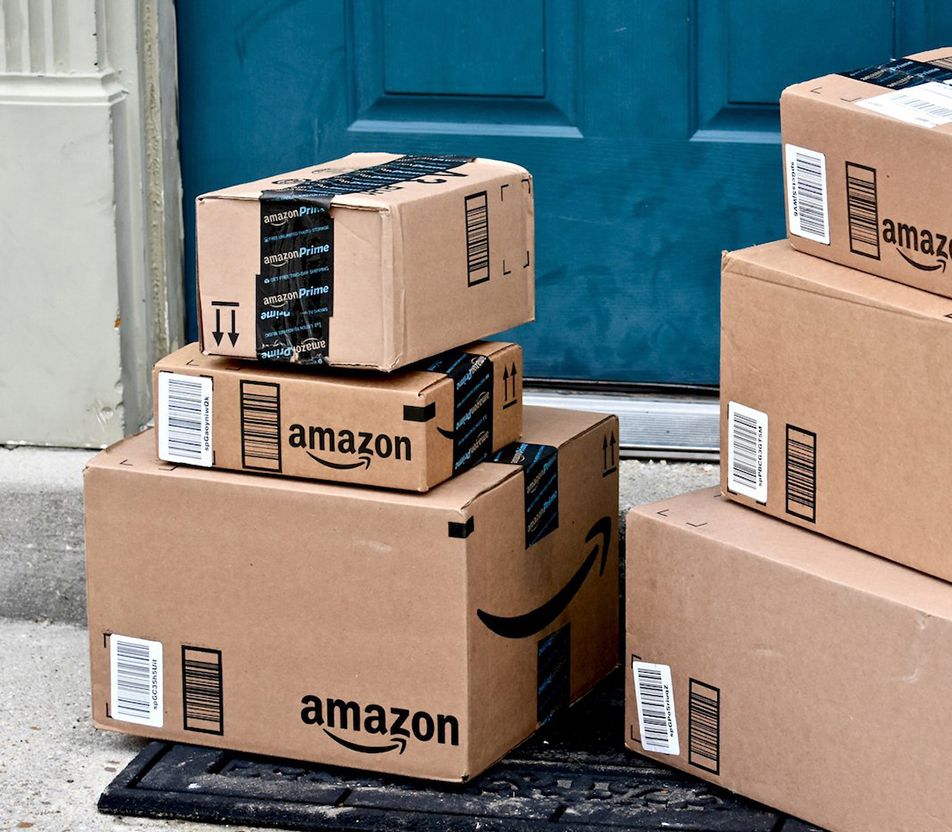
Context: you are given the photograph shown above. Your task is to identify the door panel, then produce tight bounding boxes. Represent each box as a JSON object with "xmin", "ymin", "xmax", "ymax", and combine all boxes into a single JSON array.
[{"xmin": 177, "ymin": 0, "xmax": 952, "ymax": 383}]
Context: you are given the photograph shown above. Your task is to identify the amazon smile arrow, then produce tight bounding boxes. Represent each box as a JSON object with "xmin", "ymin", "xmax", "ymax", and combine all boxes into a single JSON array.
[{"xmin": 476, "ymin": 516, "xmax": 612, "ymax": 639}]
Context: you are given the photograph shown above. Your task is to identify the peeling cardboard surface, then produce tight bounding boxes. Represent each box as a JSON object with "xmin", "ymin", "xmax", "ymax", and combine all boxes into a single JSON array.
[
  {"xmin": 153, "ymin": 341, "xmax": 522, "ymax": 491},
  {"xmin": 720, "ymin": 241, "xmax": 952, "ymax": 582},
  {"xmin": 782, "ymin": 47, "xmax": 952, "ymax": 297},
  {"xmin": 84, "ymin": 406, "xmax": 619, "ymax": 781},
  {"xmin": 626, "ymin": 489, "xmax": 952, "ymax": 832},
  {"xmin": 196, "ymin": 153, "xmax": 534, "ymax": 370}
]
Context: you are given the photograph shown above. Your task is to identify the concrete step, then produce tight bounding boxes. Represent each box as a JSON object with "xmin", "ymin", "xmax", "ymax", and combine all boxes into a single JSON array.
[{"xmin": 0, "ymin": 444, "xmax": 719, "ymax": 626}]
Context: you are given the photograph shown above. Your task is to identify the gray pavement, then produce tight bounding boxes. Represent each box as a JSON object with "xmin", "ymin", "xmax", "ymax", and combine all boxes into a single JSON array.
[{"xmin": 0, "ymin": 444, "xmax": 719, "ymax": 830}]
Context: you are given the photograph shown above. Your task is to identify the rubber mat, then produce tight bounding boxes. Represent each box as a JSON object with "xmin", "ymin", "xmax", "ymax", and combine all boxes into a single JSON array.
[{"xmin": 99, "ymin": 669, "xmax": 824, "ymax": 831}]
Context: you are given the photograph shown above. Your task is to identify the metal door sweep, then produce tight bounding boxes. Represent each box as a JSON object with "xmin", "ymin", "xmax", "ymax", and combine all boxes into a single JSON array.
[
  {"xmin": 525, "ymin": 383, "xmax": 720, "ymax": 461},
  {"xmin": 99, "ymin": 670, "xmax": 821, "ymax": 831}
]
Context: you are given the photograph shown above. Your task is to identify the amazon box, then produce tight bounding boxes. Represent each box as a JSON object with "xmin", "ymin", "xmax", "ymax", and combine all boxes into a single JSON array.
[
  {"xmin": 782, "ymin": 47, "xmax": 952, "ymax": 297},
  {"xmin": 197, "ymin": 152, "xmax": 534, "ymax": 370},
  {"xmin": 627, "ymin": 488, "xmax": 952, "ymax": 832},
  {"xmin": 720, "ymin": 240, "xmax": 952, "ymax": 582},
  {"xmin": 152, "ymin": 341, "xmax": 522, "ymax": 492},
  {"xmin": 84, "ymin": 406, "xmax": 619, "ymax": 781}
]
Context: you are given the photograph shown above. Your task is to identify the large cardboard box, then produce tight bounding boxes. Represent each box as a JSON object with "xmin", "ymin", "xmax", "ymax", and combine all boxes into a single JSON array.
[
  {"xmin": 721, "ymin": 239, "xmax": 952, "ymax": 582},
  {"xmin": 626, "ymin": 488, "xmax": 952, "ymax": 832},
  {"xmin": 84, "ymin": 406, "xmax": 620, "ymax": 781},
  {"xmin": 153, "ymin": 341, "xmax": 522, "ymax": 492},
  {"xmin": 197, "ymin": 153, "xmax": 534, "ymax": 370},
  {"xmin": 782, "ymin": 47, "xmax": 952, "ymax": 297}
]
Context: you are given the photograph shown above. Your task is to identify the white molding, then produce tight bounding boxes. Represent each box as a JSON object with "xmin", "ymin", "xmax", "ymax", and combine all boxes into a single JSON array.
[{"xmin": 0, "ymin": 0, "xmax": 183, "ymax": 447}]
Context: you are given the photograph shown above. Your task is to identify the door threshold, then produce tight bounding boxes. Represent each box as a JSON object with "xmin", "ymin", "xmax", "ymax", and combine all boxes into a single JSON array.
[{"xmin": 523, "ymin": 386, "xmax": 720, "ymax": 462}]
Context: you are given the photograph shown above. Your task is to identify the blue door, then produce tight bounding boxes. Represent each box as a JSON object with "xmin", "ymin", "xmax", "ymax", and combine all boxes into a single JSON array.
[{"xmin": 177, "ymin": 1, "xmax": 952, "ymax": 384}]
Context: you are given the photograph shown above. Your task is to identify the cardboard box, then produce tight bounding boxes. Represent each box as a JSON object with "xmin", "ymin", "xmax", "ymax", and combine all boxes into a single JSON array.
[
  {"xmin": 197, "ymin": 152, "xmax": 534, "ymax": 371},
  {"xmin": 720, "ymin": 239, "xmax": 952, "ymax": 582},
  {"xmin": 782, "ymin": 47, "xmax": 952, "ymax": 297},
  {"xmin": 626, "ymin": 488, "xmax": 952, "ymax": 832},
  {"xmin": 84, "ymin": 406, "xmax": 620, "ymax": 781},
  {"xmin": 153, "ymin": 341, "xmax": 522, "ymax": 492}
]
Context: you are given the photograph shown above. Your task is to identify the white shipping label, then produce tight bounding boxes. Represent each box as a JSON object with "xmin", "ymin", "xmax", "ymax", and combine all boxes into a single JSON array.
[
  {"xmin": 785, "ymin": 144, "xmax": 830, "ymax": 245},
  {"xmin": 632, "ymin": 661, "xmax": 680, "ymax": 756},
  {"xmin": 727, "ymin": 402, "xmax": 769, "ymax": 503},
  {"xmin": 856, "ymin": 81, "xmax": 952, "ymax": 128},
  {"xmin": 110, "ymin": 635, "xmax": 164, "ymax": 728},
  {"xmin": 158, "ymin": 372, "xmax": 213, "ymax": 467}
]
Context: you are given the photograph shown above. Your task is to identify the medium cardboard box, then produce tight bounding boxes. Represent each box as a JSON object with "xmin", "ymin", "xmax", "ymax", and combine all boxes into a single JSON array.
[
  {"xmin": 153, "ymin": 341, "xmax": 522, "ymax": 492},
  {"xmin": 782, "ymin": 47, "xmax": 952, "ymax": 297},
  {"xmin": 626, "ymin": 488, "xmax": 952, "ymax": 832},
  {"xmin": 197, "ymin": 152, "xmax": 534, "ymax": 370},
  {"xmin": 721, "ymin": 239, "xmax": 952, "ymax": 582},
  {"xmin": 84, "ymin": 406, "xmax": 620, "ymax": 781}
]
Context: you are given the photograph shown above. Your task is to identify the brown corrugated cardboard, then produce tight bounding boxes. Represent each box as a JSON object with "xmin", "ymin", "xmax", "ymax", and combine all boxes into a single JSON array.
[
  {"xmin": 152, "ymin": 341, "xmax": 522, "ymax": 492},
  {"xmin": 720, "ymin": 239, "xmax": 952, "ymax": 582},
  {"xmin": 84, "ymin": 406, "xmax": 619, "ymax": 781},
  {"xmin": 626, "ymin": 488, "xmax": 952, "ymax": 832},
  {"xmin": 782, "ymin": 47, "xmax": 952, "ymax": 296},
  {"xmin": 197, "ymin": 153, "xmax": 534, "ymax": 371}
]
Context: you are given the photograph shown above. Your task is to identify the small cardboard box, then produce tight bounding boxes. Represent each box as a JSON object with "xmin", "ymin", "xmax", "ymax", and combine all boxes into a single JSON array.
[
  {"xmin": 782, "ymin": 47, "xmax": 952, "ymax": 297},
  {"xmin": 627, "ymin": 488, "xmax": 952, "ymax": 832},
  {"xmin": 84, "ymin": 406, "xmax": 620, "ymax": 782},
  {"xmin": 197, "ymin": 153, "xmax": 534, "ymax": 371},
  {"xmin": 153, "ymin": 341, "xmax": 522, "ymax": 492},
  {"xmin": 721, "ymin": 240, "xmax": 952, "ymax": 583}
]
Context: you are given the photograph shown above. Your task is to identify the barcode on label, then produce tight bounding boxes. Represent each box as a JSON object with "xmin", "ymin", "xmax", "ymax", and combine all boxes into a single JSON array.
[
  {"xmin": 786, "ymin": 425, "xmax": 817, "ymax": 523},
  {"xmin": 158, "ymin": 372, "xmax": 213, "ymax": 467},
  {"xmin": 727, "ymin": 402, "xmax": 768, "ymax": 503},
  {"xmin": 857, "ymin": 81, "xmax": 952, "ymax": 128},
  {"xmin": 785, "ymin": 144, "xmax": 830, "ymax": 245},
  {"xmin": 688, "ymin": 679, "xmax": 721, "ymax": 774},
  {"xmin": 846, "ymin": 162, "xmax": 880, "ymax": 260},
  {"xmin": 182, "ymin": 646, "xmax": 224, "ymax": 735},
  {"xmin": 240, "ymin": 380, "xmax": 282, "ymax": 472},
  {"xmin": 110, "ymin": 635, "xmax": 163, "ymax": 727},
  {"xmin": 465, "ymin": 191, "xmax": 490, "ymax": 286},
  {"xmin": 632, "ymin": 660, "xmax": 680, "ymax": 756}
]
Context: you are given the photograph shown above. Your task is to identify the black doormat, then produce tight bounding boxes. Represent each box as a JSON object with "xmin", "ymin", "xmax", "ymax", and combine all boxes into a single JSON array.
[{"xmin": 99, "ymin": 669, "xmax": 823, "ymax": 831}]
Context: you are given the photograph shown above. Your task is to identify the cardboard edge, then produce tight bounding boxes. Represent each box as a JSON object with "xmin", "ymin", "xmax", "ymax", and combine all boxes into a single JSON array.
[
  {"xmin": 721, "ymin": 244, "xmax": 950, "ymax": 322},
  {"xmin": 628, "ymin": 494, "xmax": 952, "ymax": 626}
]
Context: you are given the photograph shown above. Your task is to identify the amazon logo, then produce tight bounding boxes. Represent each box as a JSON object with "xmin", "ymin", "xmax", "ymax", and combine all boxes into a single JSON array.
[
  {"xmin": 477, "ymin": 516, "xmax": 612, "ymax": 639},
  {"xmin": 288, "ymin": 423, "xmax": 411, "ymax": 470},
  {"xmin": 882, "ymin": 218, "xmax": 949, "ymax": 272},
  {"xmin": 300, "ymin": 696, "xmax": 460, "ymax": 755}
]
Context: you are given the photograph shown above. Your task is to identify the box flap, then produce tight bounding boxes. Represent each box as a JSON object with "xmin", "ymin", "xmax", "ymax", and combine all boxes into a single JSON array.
[
  {"xmin": 723, "ymin": 241, "xmax": 952, "ymax": 321},
  {"xmin": 632, "ymin": 489, "xmax": 952, "ymax": 621},
  {"xmin": 199, "ymin": 153, "xmax": 530, "ymax": 210}
]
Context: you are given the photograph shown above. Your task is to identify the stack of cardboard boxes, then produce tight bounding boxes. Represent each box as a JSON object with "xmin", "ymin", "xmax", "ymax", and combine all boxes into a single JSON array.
[
  {"xmin": 83, "ymin": 153, "xmax": 620, "ymax": 781},
  {"xmin": 626, "ymin": 49, "xmax": 952, "ymax": 831}
]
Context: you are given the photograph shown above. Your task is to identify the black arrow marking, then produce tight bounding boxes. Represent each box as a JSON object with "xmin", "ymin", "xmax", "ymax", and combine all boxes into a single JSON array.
[
  {"xmin": 437, "ymin": 427, "xmax": 455, "ymax": 440},
  {"xmin": 602, "ymin": 431, "xmax": 617, "ymax": 477},
  {"xmin": 212, "ymin": 308, "xmax": 224, "ymax": 346},
  {"xmin": 503, "ymin": 362, "xmax": 518, "ymax": 410},
  {"xmin": 476, "ymin": 516, "xmax": 612, "ymax": 639},
  {"xmin": 503, "ymin": 364, "xmax": 510, "ymax": 399},
  {"xmin": 228, "ymin": 308, "xmax": 239, "ymax": 346},
  {"xmin": 306, "ymin": 451, "xmax": 371, "ymax": 470},
  {"xmin": 896, "ymin": 248, "xmax": 947, "ymax": 272},
  {"xmin": 323, "ymin": 728, "xmax": 406, "ymax": 755}
]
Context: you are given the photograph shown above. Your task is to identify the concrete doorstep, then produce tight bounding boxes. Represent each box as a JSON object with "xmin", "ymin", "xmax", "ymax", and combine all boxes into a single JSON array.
[{"xmin": 0, "ymin": 444, "xmax": 719, "ymax": 831}]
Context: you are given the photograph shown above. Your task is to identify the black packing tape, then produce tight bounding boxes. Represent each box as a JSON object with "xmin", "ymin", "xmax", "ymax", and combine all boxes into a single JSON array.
[
  {"xmin": 256, "ymin": 199, "xmax": 333, "ymax": 364},
  {"xmin": 492, "ymin": 442, "xmax": 559, "ymax": 549},
  {"xmin": 426, "ymin": 350, "xmax": 494, "ymax": 475},
  {"xmin": 839, "ymin": 57, "xmax": 952, "ymax": 89},
  {"xmin": 254, "ymin": 155, "xmax": 472, "ymax": 364},
  {"xmin": 537, "ymin": 623, "xmax": 570, "ymax": 726}
]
